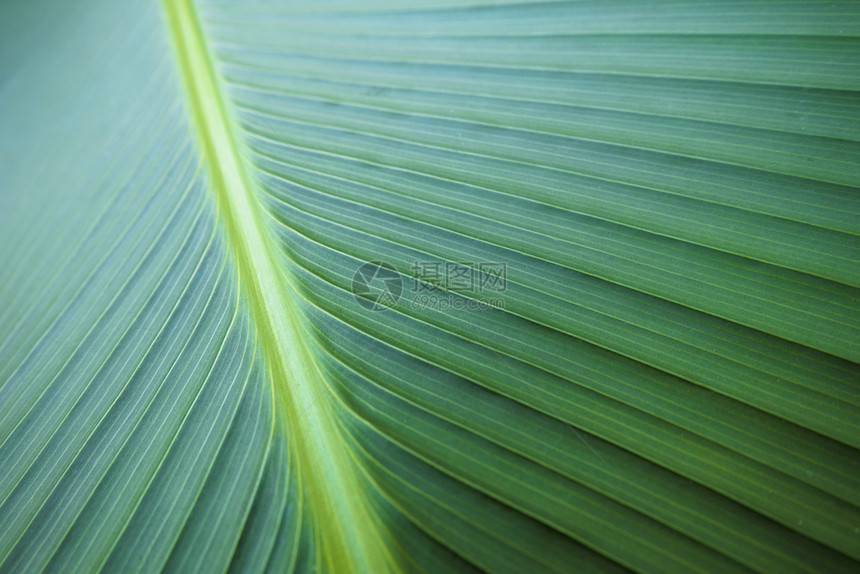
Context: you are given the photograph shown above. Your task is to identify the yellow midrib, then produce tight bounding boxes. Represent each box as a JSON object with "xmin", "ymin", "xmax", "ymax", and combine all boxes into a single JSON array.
[{"xmin": 162, "ymin": 1, "xmax": 395, "ymax": 571}]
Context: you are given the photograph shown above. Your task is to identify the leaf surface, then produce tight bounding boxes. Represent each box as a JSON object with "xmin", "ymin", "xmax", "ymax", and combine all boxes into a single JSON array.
[{"xmin": 1, "ymin": 1, "xmax": 859, "ymax": 572}]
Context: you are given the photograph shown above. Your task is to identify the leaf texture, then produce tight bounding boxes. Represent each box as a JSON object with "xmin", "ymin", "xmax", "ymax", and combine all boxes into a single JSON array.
[{"xmin": 0, "ymin": 0, "xmax": 859, "ymax": 572}]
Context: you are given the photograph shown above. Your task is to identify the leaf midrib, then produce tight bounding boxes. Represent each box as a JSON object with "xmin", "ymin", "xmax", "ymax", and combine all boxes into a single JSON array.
[{"xmin": 162, "ymin": 1, "xmax": 394, "ymax": 571}]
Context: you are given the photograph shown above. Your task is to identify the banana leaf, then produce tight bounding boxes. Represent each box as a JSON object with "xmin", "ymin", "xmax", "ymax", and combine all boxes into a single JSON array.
[{"xmin": 1, "ymin": 1, "xmax": 859, "ymax": 572}]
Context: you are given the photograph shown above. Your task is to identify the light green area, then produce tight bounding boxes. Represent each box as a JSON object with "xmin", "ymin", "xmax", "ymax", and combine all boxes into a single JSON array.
[
  {"xmin": 0, "ymin": 1, "xmax": 859, "ymax": 573},
  {"xmin": 163, "ymin": 1, "xmax": 396, "ymax": 571}
]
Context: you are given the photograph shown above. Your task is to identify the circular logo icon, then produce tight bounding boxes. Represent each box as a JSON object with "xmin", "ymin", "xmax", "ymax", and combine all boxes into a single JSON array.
[{"xmin": 351, "ymin": 261, "xmax": 402, "ymax": 311}]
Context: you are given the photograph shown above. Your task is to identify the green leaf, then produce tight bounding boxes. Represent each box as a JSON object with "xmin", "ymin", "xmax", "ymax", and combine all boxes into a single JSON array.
[{"xmin": 1, "ymin": 0, "xmax": 859, "ymax": 572}]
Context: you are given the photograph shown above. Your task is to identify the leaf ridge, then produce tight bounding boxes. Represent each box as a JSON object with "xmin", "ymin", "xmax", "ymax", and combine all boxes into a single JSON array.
[{"xmin": 162, "ymin": 1, "xmax": 397, "ymax": 571}]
